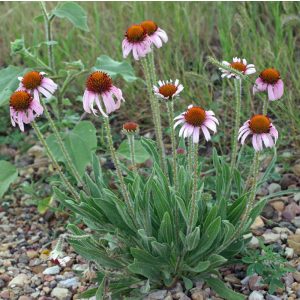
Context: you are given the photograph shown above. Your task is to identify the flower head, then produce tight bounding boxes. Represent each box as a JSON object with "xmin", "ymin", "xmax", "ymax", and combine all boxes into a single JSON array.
[
  {"xmin": 83, "ymin": 71, "xmax": 124, "ymax": 117},
  {"xmin": 122, "ymin": 122, "xmax": 139, "ymax": 134},
  {"xmin": 140, "ymin": 20, "xmax": 168, "ymax": 48},
  {"xmin": 122, "ymin": 24, "xmax": 152, "ymax": 60},
  {"xmin": 238, "ymin": 114, "xmax": 278, "ymax": 151},
  {"xmin": 153, "ymin": 79, "xmax": 184, "ymax": 101},
  {"xmin": 220, "ymin": 57, "xmax": 256, "ymax": 79},
  {"xmin": 174, "ymin": 105, "xmax": 219, "ymax": 143},
  {"xmin": 18, "ymin": 71, "xmax": 57, "ymax": 101},
  {"xmin": 253, "ymin": 68, "xmax": 284, "ymax": 101},
  {"xmin": 10, "ymin": 90, "xmax": 43, "ymax": 131}
]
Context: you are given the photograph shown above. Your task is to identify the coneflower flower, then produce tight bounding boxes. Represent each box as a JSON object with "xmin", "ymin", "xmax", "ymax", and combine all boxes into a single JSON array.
[
  {"xmin": 238, "ymin": 115, "xmax": 278, "ymax": 151},
  {"xmin": 10, "ymin": 90, "xmax": 43, "ymax": 131},
  {"xmin": 220, "ymin": 57, "xmax": 256, "ymax": 79},
  {"xmin": 253, "ymin": 68, "xmax": 284, "ymax": 101},
  {"xmin": 140, "ymin": 20, "xmax": 168, "ymax": 48},
  {"xmin": 83, "ymin": 71, "xmax": 124, "ymax": 117},
  {"xmin": 174, "ymin": 105, "xmax": 219, "ymax": 143},
  {"xmin": 18, "ymin": 71, "xmax": 57, "ymax": 101},
  {"xmin": 122, "ymin": 24, "xmax": 152, "ymax": 60},
  {"xmin": 153, "ymin": 79, "xmax": 184, "ymax": 101},
  {"xmin": 122, "ymin": 122, "xmax": 139, "ymax": 134}
]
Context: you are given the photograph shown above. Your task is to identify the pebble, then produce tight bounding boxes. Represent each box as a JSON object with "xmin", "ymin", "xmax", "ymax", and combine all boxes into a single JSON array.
[
  {"xmin": 224, "ymin": 274, "xmax": 240, "ymax": 284},
  {"xmin": 59, "ymin": 277, "xmax": 79, "ymax": 288},
  {"xmin": 292, "ymin": 216, "xmax": 300, "ymax": 228},
  {"xmin": 51, "ymin": 287, "xmax": 71, "ymax": 300},
  {"xmin": 262, "ymin": 231, "xmax": 280, "ymax": 243},
  {"xmin": 294, "ymin": 192, "xmax": 300, "ymax": 202},
  {"xmin": 19, "ymin": 296, "xmax": 31, "ymax": 300},
  {"xmin": 251, "ymin": 216, "xmax": 264, "ymax": 230},
  {"xmin": 268, "ymin": 183, "xmax": 281, "ymax": 194},
  {"xmin": 285, "ymin": 247, "xmax": 295, "ymax": 258},
  {"xmin": 191, "ymin": 291, "xmax": 205, "ymax": 300},
  {"xmin": 8, "ymin": 273, "xmax": 30, "ymax": 287},
  {"xmin": 266, "ymin": 295, "xmax": 281, "ymax": 300},
  {"xmin": 0, "ymin": 278, "xmax": 5, "ymax": 288},
  {"xmin": 249, "ymin": 236, "xmax": 259, "ymax": 248},
  {"xmin": 146, "ymin": 290, "xmax": 168, "ymax": 299},
  {"xmin": 270, "ymin": 200, "xmax": 285, "ymax": 212},
  {"xmin": 42, "ymin": 265, "xmax": 60, "ymax": 275},
  {"xmin": 249, "ymin": 291, "xmax": 264, "ymax": 300},
  {"xmin": 0, "ymin": 290, "xmax": 10, "ymax": 299}
]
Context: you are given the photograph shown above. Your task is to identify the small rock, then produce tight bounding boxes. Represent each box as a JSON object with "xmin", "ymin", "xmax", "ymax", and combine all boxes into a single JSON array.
[
  {"xmin": 174, "ymin": 292, "xmax": 190, "ymax": 300},
  {"xmin": 27, "ymin": 250, "xmax": 38, "ymax": 259},
  {"xmin": 262, "ymin": 231, "xmax": 280, "ymax": 243},
  {"xmin": 28, "ymin": 145, "xmax": 45, "ymax": 158},
  {"xmin": 18, "ymin": 254, "xmax": 29, "ymax": 264},
  {"xmin": 58, "ymin": 277, "xmax": 79, "ymax": 288},
  {"xmin": 294, "ymin": 192, "xmax": 300, "ymax": 202},
  {"xmin": 19, "ymin": 296, "xmax": 31, "ymax": 300},
  {"xmin": 147, "ymin": 290, "xmax": 168, "ymax": 299},
  {"xmin": 50, "ymin": 287, "xmax": 71, "ymax": 300},
  {"xmin": 266, "ymin": 295, "xmax": 281, "ymax": 300},
  {"xmin": 268, "ymin": 183, "xmax": 281, "ymax": 194},
  {"xmin": 283, "ymin": 203, "xmax": 300, "ymax": 221},
  {"xmin": 191, "ymin": 291, "xmax": 205, "ymax": 300},
  {"xmin": 285, "ymin": 247, "xmax": 294, "ymax": 258},
  {"xmin": 249, "ymin": 275, "xmax": 263, "ymax": 290},
  {"xmin": 270, "ymin": 200, "xmax": 285, "ymax": 212},
  {"xmin": 0, "ymin": 278, "xmax": 5, "ymax": 288},
  {"xmin": 292, "ymin": 216, "xmax": 300, "ymax": 228},
  {"xmin": 8, "ymin": 273, "xmax": 30, "ymax": 287},
  {"xmin": 293, "ymin": 271, "xmax": 300, "ymax": 282},
  {"xmin": 249, "ymin": 291, "xmax": 264, "ymax": 300},
  {"xmin": 251, "ymin": 216, "xmax": 264, "ymax": 230},
  {"xmin": 249, "ymin": 236, "xmax": 260, "ymax": 249},
  {"xmin": 0, "ymin": 290, "xmax": 10, "ymax": 299},
  {"xmin": 164, "ymin": 296, "xmax": 173, "ymax": 300},
  {"xmin": 292, "ymin": 164, "xmax": 300, "ymax": 177},
  {"xmin": 43, "ymin": 265, "xmax": 60, "ymax": 275},
  {"xmin": 262, "ymin": 205, "xmax": 275, "ymax": 219},
  {"xmin": 224, "ymin": 274, "xmax": 240, "ymax": 284},
  {"xmin": 72, "ymin": 264, "xmax": 88, "ymax": 272}
]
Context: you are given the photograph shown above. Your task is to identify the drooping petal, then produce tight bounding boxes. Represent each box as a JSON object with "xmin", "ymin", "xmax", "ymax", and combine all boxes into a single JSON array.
[
  {"xmin": 201, "ymin": 125, "xmax": 211, "ymax": 141},
  {"xmin": 192, "ymin": 126, "xmax": 200, "ymax": 144},
  {"xmin": 271, "ymin": 79, "xmax": 284, "ymax": 101},
  {"xmin": 253, "ymin": 77, "xmax": 268, "ymax": 94}
]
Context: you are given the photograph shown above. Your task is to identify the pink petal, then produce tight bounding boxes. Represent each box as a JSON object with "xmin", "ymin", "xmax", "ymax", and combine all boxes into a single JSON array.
[
  {"xmin": 271, "ymin": 79, "xmax": 284, "ymax": 101},
  {"xmin": 192, "ymin": 126, "xmax": 200, "ymax": 143},
  {"xmin": 201, "ymin": 125, "xmax": 211, "ymax": 141},
  {"xmin": 253, "ymin": 77, "xmax": 267, "ymax": 94}
]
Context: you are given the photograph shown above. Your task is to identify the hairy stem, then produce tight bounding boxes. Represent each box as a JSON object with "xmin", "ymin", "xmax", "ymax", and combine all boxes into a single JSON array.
[
  {"xmin": 40, "ymin": 2, "xmax": 55, "ymax": 72},
  {"xmin": 166, "ymin": 101, "xmax": 178, "ymax": 189},
  {"xmin": 216, "ymin": 152, "xmax": 260, "ymax": 254},
  {"xmin": 103, "ymin": 117, "xmax": 136, "ymax": 224},
  {"xmin": 230, "ymin": 78, "xmax": 242, "ymax": 171},
  {"xmin": 141, "ymin": 58, "xmax": 166, "ymax": 172},
  {"xmin": 32, "ymin": 121, "xmax": 80, "ymax": 201},
  {"xmin": 263, "ymin": 94, "xmax": 269, "ymax": 115},
  {"xmin": 187, "ymin": 142, "xmax": 199, "ymax": 235},
  {"xmin": 41, "ymin": 101, "xmax": 86, "ymax": 189},
  {"xmin": 128, "ymin": 134, "xmax": 137, "ymax": 173}
]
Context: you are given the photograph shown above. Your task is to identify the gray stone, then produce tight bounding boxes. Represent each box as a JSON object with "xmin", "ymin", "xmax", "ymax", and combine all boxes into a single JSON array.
[
  {"xmin": 294, "ymin": 192, "xmax": 300, "ymax": 202},
  {"xmin": 249, "ymin": 236, "xmax": 259, "ymax": 249},
  {"xmin": 266, "ymin": 295, "xmax": 281, "ymax": 300},
  {"xmin": 147, "ymin": 290, "xmax": 167, "ymax": 299},
  {"xmin": 42, "ymin": 265, "xmax": 60, "ymax": 275},
  {"xmin": 249, "ymin": 291, "xmax": 264, "ymax": 300},
  {"xmin": 268, "ymin": 183, "xmax": 281, "ymax": 194},
  {"xmin": 8, "ymin": 273, "xmax": 30, "ymax": 287},
  {"xmin": 58, "ymin": 277, "xmax": 79, "ymax": 288},
  {"xmin": 292, "ymin": 216, "xmax": 300, "ymax": 228},
  {"xmin": 50, "ymin": 287, "xmax": 71, "ymax": 300},
  {"xmin": 262, "ymin": 231, "xmax": 280, "ymax": 243}
]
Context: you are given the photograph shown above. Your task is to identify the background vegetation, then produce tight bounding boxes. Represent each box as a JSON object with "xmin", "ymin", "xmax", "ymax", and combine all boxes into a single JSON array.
[{"xmin": 0, "ymin": 1, "xmax": 299, "ymax": 156}]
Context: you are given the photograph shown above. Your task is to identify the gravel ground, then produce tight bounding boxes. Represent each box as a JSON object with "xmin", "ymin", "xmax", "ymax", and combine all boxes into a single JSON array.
[{"xmin": 1, "ymin": 143, "xmax": 300, "ymax": 300}]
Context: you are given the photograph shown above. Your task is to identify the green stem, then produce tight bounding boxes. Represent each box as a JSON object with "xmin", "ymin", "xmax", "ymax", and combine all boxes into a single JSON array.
[
  {"xmin": 32, "ymin": 121, "xmax": 80, "ymax": 201},
  {"xmin": 41, "ymin": 101, "xmax": 86, "ymax": 189},
  {"xmin": 40, "ymin": 1, "xmax": 55, "ymax": 72},
  {"xmin": 128, "ymin": 134, "xmax": 137, "ymax": 173},
  {"xmin": 166, "ymin": 101, "xmax": 177, "ymax": 189},
  {"xmin": 141, "ymin": 58, "xmax": 166, "ymax": 172},
  {"xmin": 230, "ymin": 78, "xmax": 242, "ymax": 172},
  {"xmin": 187, "ymin": 142, "xmax": 199, "ymax": 235},
  {"xmin": 263, "ymin": 94, "xmax": 269, "ymax": 115},
  {"xmin": 187, "ymin": 137, "xmax": 193, "ymax": 174},
  {"xmin": 103, "ymin": 117, "xmax": 136, "ymax": 224},
  {"xmin": 216, "ymin": 152, "xmax": 260, "ymax": 254}
]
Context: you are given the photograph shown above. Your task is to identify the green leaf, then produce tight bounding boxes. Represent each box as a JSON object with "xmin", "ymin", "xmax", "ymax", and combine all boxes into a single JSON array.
[
  {"xmin": 46, "ymin": 121, "xmax": 97, "ymax": 176},
  {"xmin": 186, "ymin": 226, "xmax": 200, "ymax": 251},
  {"xmin": 37, "ymin": 196, "xmax": 52, "ymax": 214},
  {"xmin": 53, "ymin": 2, "xmax": 89, "ymax": 32},
  {"xmin": 182, "ymin": 276, "xmax": 193, "ymax": 290},
  {"xmin": 206, "ymin": 277, "xmax": 245, "ymax": 300},
  {"xmin": 96, "ymin": 277, "xmax": 105, "ymax": 300},
  {"xmin": 93, "ymin": 55, "xmax": 138, "ymax": 82},
  {"xmin": 0, "ymin": 160, "xmax": 18, "ymax": 198},
  {"xmin": 78, "ymin": 287, "xmax": 97, "ymax": 299},
  {"xmin": 117, "ymin": 139, "xmax": 150, "ymax": 164},
  {"xmin": 0, "ymin": 66, "xmax": 24, "ymax": 107}
]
